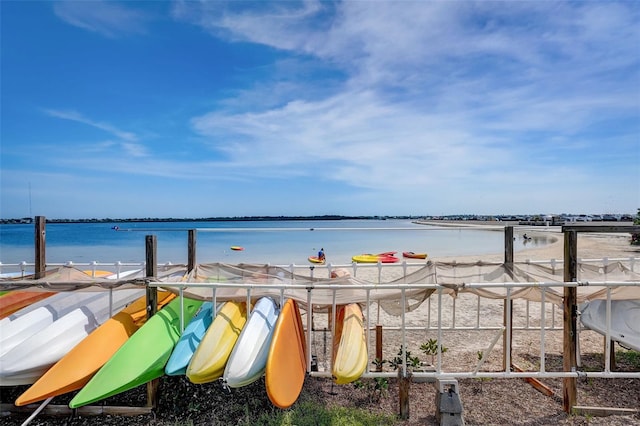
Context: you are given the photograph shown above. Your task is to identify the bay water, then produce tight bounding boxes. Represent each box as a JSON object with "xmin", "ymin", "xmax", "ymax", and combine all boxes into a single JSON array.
[{"xmin": 0, "ymin": 219, "xmax": 552, "ymax": 268}]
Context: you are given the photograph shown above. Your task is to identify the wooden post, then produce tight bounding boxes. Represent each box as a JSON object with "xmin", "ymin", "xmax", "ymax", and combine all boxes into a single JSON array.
[
  {"xmin": 503, "ymin": 226, "xmax": 514, "ymax": 371},
  {"xmin": 504, "ymin": 226, "xmax": 514, "ymax": 265},
  {"xmin": 34, "ymin": 216, "xmax": 46, "ymax": 279},
  {"xmin": 563, "ymin": 229, "xmax": 578, "ymax": 413},
  {"xmin": 188, "ymin": 229, "xmax": 197, "ymax": 273},
  {"xmin": 145, "ymin": 235, "xmax": 159, "ymax": 408},
  {"xmin": 398, "ymin": 368, "xmax": 411, "ymax": 420},
  {"xmin": 375, "ymin": 325, "xmax": 383, "ymax": 371}
]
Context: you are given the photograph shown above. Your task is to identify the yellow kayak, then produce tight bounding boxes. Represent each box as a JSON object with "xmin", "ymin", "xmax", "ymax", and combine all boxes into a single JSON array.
[
  {"xmin": 332, "ymin": 303, "xmax": 367, "ymax": 385},
  {"xmin": 186, "ymin": 301, "xmax": 248, "ymax": 384}
]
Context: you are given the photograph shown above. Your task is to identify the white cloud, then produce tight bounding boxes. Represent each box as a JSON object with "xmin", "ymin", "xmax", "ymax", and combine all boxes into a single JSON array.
[
  {"xmin": 53, "ymin": 0, "xmax": 149, "ymax": 38},
  {"xmin": 44, "ymin": 109, "xmax": 139, "ymax": 142},
  {"xmin": 181, "ymin": 1, "xmax": 638, "ymax": 193}
]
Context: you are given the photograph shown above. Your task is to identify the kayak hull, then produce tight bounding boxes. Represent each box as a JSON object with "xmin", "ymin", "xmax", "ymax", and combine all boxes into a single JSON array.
[
  {"xmin": 69, "ymin": 297, "xmax": 204, "ymax": 408},
  {"xmin": 332, "ymin": 303, "xmax": 368, "ymax": 385},
  {"xmin": 15, "ymin": 291, "xmax": 175, "ymax": 406},
  {"xmin": 308, "ymin": 256, "xmax": 325, "ymax": 264},
  {"xmin": 0, "ymin": 289, "xmax": 144, "ymax": 386},
  {"xmin": 402, "ymin": 252, "xmax": 428, "ymax": 259},
  {"xmin": 186, "ymin": 301, "xmax": 248, "ymax": 384},
  {"xmin": 265, "ymin": 299, "xmax": 306, "ymax": 409},
  {"xmin": 165, "ymin": 301, "xmax": 215, "ymax": 376},
  {"xmin": 223, "ymin": 297, "xmax": 279, "ymax": 388}
]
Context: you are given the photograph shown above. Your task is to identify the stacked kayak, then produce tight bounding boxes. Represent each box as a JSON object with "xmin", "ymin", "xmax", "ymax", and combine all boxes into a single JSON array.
[
  {"xmin": 0, "ymin": 288, "xmax": 144, "ymax": 386},
  {"xmin": 186, "ymin": 301, "xmax": 248, "ymax": 384},
  {"xmin": 0, "ymin": 269, "xmax": 109, "ymax": 318},
  {"xmin": 70, "ymin": 297, "xmax": 204, "ymax": 408},
  {"xmin": 16, "ymin": 291, "xmax": 175, "ymax": 405},
  {"xmin": 165, "ymin": 301, "xmax": 216, "ymax": 376},
  {"xmin": 265, "ymin": 299, "xmax": 307, "ymax": 409},
  {"xmin": 332, "ymin": 303, "xmax": 367, "ymax": 384},
  {"xmin": 0, "ymin": 291, "xmax": 55, "ymax": 319},
  {"xmin": 223, "ymin": 297, "xmax": 279, "ymax": 388}
]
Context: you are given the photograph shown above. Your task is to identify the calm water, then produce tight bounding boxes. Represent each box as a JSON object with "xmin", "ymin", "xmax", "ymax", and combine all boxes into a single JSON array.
[{"xmin": 0, "ymin": 219, "xmax": 552, "ymax": 267}]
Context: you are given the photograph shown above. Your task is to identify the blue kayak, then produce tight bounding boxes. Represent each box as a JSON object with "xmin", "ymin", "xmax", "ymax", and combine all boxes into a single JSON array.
[{"xmin": 165, "ymin": 301, "xmax": 215, "ymax": 376}]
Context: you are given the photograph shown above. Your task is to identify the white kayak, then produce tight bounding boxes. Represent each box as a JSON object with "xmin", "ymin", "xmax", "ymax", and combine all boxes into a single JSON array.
[
  {"xmin": 580, "ymin": 299, "xmax": 640, "ymax": 352},
  {"xmin": 0, "ymin": 288, "xmax": 143, "ymax": 385},
  {"xmin": 1, "ymin": 291, "xmax": 119, "ymax": 358},
  {"xmin": 0, "ymin": 269, "xmax": 143, "ymax": 357},
  {"xmin": 223, "ymin": 297, "xmax": 279, "ymax": 388}
]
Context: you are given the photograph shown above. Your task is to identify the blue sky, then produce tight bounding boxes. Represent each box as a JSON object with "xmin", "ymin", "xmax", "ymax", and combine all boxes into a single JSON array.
[{"xmin": 1, "ymin": 1, "xmax": 639, "ymax": 219}]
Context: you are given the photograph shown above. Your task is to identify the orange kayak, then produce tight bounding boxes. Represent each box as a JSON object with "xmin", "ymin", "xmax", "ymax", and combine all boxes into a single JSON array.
[
  {"xmin": 265, "ymin": 299, "xmax": 307, "ymax": 409},
  {"xmin": 0, "ymin": 291, "xmax": 55, "ymax": 319},
  {"xmin": 402, "ymin": 251, "xmax": 428, "ymax": 259},
  {"xmin": 0, "ymin": 270, "xmax": 112, "ymax": 319},
  {"xmin": 15, "ymin": 291, "xmax": 175, "ymax": 406}
]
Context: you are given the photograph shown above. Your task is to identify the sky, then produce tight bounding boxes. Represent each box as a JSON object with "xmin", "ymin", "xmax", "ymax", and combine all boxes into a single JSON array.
[{"xmin": 1, "ymin": 1, "xmax": 639, "ymax": 219}]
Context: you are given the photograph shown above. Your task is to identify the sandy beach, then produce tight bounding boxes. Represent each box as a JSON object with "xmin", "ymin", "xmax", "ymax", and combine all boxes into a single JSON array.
[{"xmin": 1, "ymin": 224, "xmax": 638, "ymax": 425}]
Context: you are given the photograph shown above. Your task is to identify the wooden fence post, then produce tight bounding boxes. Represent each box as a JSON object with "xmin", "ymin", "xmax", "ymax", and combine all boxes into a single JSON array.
[
  {"xmin": 145, "ymin": 235, "xmax": 159, "ymax": 408},
  {"xmin": 34, "ymin": 216, "xmax": 46, "ymax": 279},
  {"xmin": 399, "ymin": 369, "xmax": 411, "ymax": 420},
  {"xmin": 503, "ymin": 226, "xmax": 514, "ymax": 371},
  {"xmin": 563, "ymin": 229, "xmax": 578, "ymax": 412},
  {"xmin": 375, "ymin": 325, "xmax": 383, "ymax": 371},
  {"xmin": 188, "ymin": 230, "xmax": 196, "ymax": 273}
]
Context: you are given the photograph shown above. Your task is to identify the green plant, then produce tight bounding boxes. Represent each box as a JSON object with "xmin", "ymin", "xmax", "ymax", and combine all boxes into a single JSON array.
[
  {"xmin": 420, "ymin": 338, "xmax": 448, "ymax": 365},
  {"xmin": 616, "ymin": 349, "xmax": 640, "ymax": 369},
  {"xmin": 353, "ymin": 377, "xmax": 389, "ymax": 403},
  {"xmin": 389, "ymin": 345, "xmax": 421, "ymax": 371},
  {"xmin": 371, "ymin": 357, "xmax": 387, "ymax": 371}
]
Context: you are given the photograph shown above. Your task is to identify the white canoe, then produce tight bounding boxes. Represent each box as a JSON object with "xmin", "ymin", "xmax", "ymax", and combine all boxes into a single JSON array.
[
  {"xmin": 0, "ymin": 288, "xmax": 143, "ymax": 385},
  {"xmin": 223, "ymin": 297, "xmax": 279, "ymax": 388}
]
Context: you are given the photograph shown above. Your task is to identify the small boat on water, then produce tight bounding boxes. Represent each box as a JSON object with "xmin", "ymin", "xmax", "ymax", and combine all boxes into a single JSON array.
[
  {"xmin": 308, "ymin": 256, "xmax": 325, "ymax": 264},
  {"xmin": 230, "ymin": 246, "xmax": 244, "ymax": 251},
  {"xmin": 402, "ymin": 251, "xmax": 428, "ymax": 259}
]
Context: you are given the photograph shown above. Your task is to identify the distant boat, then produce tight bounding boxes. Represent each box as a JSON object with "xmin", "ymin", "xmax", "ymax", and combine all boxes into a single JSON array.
[{"xmin": 402, "ymin": 251, "xmax": 428, "ymax": 259}]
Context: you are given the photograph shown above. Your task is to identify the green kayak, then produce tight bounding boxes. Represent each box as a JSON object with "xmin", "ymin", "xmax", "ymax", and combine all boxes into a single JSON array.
[{"xmin": 69, "ymin": 296, "xmax": 203, "ymax": 408}]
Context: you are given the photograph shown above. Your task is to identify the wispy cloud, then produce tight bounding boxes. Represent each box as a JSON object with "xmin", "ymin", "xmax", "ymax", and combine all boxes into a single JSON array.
[
  {"xmin": 53, "ymin": 0, "xmax": 149, "ymax": 38},
  {"xmin": 44, "ymin": 109, "xmax": 138, "ymax": 142},
  {"xmin": 181, "ymin": 1, "xmax": 639, "ymax": 193}
]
